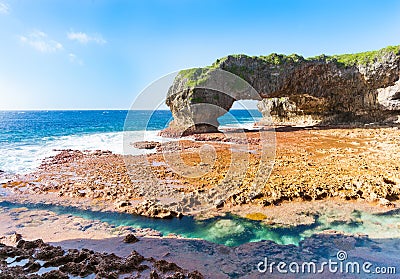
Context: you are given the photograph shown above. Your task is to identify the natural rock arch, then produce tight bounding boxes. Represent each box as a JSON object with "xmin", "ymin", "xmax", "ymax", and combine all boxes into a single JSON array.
[
  {"xmin": 162, "ymin": 68, "xmax": 263, "ymax": 136},
  {"xmin": 162, "ymin": 46, "xmax": 400, "ymax": 136}
]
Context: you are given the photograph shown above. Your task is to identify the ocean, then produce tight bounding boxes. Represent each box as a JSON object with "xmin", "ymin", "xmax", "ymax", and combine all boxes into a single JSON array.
[{"xmin": 0, "ymin": 110, "xmax": 262, "ymax": 174}]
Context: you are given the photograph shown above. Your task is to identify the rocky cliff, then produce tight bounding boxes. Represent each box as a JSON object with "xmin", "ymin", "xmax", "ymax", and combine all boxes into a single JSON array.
[{"xmin": 163, "ymin": 45, "xmax": 400, "ymax": 135}]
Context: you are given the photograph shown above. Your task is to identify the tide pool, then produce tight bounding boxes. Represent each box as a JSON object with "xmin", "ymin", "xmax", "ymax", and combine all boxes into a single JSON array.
[{"xmin": 1, "ymin": 201, "xmax": 399, "ymax": 247}]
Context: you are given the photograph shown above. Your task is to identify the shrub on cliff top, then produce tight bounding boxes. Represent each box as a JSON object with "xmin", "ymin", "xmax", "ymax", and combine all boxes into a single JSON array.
[
  {"xmin": 259, "ymin": 53, "xmax": 305, "ymax": 65},
  {"xmin": 179, "ymin": 67, "xmax": 211, "ymax": 87},
  {"xmin": 311, "ymin": 45, "xmax": 400, "ymax": 67},
  {"xmin": 178, "ymin": 45, "xmax": 400, "ymax": 87}
]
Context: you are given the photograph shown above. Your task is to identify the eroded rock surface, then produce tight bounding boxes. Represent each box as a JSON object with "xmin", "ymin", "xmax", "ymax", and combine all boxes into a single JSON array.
[
  {"xmin": 0, "ymin": 238, "xmax": 203, "ymax": 279},
  {"xmin": 164, "ymin": 46, "xmax": 400, "ymax": 135},
  {"xmin": 132, "ymin": 141, "xmax": 161, "ymax": 150},
  {"xmin": 3, "ymin": 125, "xmax": 400, "ymax": 218}
]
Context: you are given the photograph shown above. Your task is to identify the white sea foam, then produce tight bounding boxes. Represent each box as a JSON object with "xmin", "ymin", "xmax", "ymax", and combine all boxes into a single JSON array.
[
  {"xmin": 219, "ymin": 120, "xmax": 261, "ymax": 131},
  {"xmin": 0, "ymin": 119, "xmax": 261, "ymax": 175},
  {"xmin": 0, "ymin": 130, "xmax": 163, "ymax": 175}
]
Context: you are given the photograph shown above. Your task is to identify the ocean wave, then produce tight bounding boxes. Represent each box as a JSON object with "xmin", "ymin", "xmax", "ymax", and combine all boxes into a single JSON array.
[
  {"xmin": 0, "ymin": 130, "xmax": 162, "ymax": 175},
  {"xmin": 218, "ymin": 120, "xmax": 261, "ymax": 131}
]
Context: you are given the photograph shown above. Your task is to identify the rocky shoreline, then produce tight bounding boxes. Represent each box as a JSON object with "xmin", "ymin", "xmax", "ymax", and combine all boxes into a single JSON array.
[
  {"xmin": 2, "ymin": 124, "xmax": 400, "ymax": 221},
  {"xmin": 1, "ymin": 124, "xmax": 400, "ymax": 277},
  {"xmin": 0, "ymin": 236, "xmax": 203, "ymax": 279}
]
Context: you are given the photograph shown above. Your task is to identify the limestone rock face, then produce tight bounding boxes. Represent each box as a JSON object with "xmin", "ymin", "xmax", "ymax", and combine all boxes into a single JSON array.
[{"xmin": 163, "ymin": 46, "xmax": 400, "ymax": 135}]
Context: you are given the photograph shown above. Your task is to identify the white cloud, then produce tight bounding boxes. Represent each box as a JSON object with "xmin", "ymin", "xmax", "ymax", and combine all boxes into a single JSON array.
[
  {"xmin": 0, "ymin": 2, "xmax": 10, "ymax": 15},
  {"xmin": 0, "ymin": 1, "xmax": 10, "ymax": 14},
  {"xmin": 69, "ymin": 53, "xmax": 84, "ymax": 66},
  {"xmin": 19, "ymin": 30, "xmax": 63, "ymax": 53},
  {"xmin": 67, "ymin": 31, "xmax": 106, "ymax": 45}
]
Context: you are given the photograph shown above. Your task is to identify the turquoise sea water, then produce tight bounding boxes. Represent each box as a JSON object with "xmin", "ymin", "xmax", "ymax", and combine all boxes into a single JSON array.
[
  {"xmin": 0, "ymin": 110, "xmax": 261, "ymax": 174},
  {"xmin": 1, "ymin": 200, "xmax": 400, "ymax": 247}
]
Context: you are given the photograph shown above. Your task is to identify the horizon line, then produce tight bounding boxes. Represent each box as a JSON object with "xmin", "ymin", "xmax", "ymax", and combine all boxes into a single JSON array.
[{"xmin": 0, "ymin": 108, "xmax": 261, "ymax": 111}]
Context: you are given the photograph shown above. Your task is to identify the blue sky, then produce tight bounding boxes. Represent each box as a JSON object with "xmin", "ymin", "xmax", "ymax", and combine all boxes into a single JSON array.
[{"xmin": 0, "ymin": 0, "xmax": 400, "ymax": 110}]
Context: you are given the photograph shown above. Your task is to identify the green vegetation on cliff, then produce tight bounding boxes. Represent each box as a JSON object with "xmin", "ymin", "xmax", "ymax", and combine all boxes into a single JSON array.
[
  {"xmin": 179, "ymin": 67, "xmax": 212, "ymax": 87},
  {"xmin": 259, "ymin": 53, "xmax": 305, "ymax": 65},
  {"xmin": 178, "ymin": 45, "xmax": 400, "ymax": 87},
  {"xmin": 329, "ymin": 45, "xmax": 400, "ymax": 67}
]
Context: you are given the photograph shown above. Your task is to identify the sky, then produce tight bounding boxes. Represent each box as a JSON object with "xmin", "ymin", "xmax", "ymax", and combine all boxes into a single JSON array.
[{"xmin": 0, "ymin": 0, "xmax": 400, "ymax": 110}]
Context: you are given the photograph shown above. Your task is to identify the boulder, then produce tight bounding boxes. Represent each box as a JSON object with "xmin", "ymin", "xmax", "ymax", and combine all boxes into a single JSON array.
[
  {"xmin": 132, "ymin": 141, "xmax": 161, "ymax": 149},
  {"xmin": 123, "ymin": 233, "xmax": 139, "ymax": 243}
]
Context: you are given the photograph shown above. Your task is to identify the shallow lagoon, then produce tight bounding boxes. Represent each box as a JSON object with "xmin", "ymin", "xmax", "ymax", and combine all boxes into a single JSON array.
[{"xmin": 1, "ymin": 201, "xmax": 399, "ymax": 247}]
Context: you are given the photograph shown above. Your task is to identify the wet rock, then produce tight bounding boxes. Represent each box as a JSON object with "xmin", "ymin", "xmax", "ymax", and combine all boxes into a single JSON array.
[
  {"xmin": 188, "ymin": 270, "xmax": 205, "ymax": 279},
  {"xmin": 169, "ymin": 272, "xmax": 186, "ymax": 279},
  {"xmin": 150, "ymin": 270, "xmax": 160, "ymax": 279},
  {"xmin": 92, "ymin": 150, "xmax": 113, "ymax": 156},
  {"xmin": 9, "ymin": 232, "xmax": 22, "ymax": 244},
  {"xmin": 17, "ymin": 238, "xmax": 44, "ymax": 249},
  {"xmin": 34, "ymin": 244, "xmax": 64, "ymax": 260},
  {"xmin": 378, "ymin": 198, "xmax": 394, "ymax": 207},
  {"xmin": 116, "ymin": 200, "xmax": 132, "ymax": 208},
  {"xmin": 42, "ymin": 270, "xmax": 69, "ymax": 279},
  {"xmin": 123, "ymin": 233, "xmax": 139, "ymax": 243},
  {"xmin": 0, "ymin": 238, "xmax": 202, "ymax": 278},
  {"xmin": 24, "ymin": 261, "xmax": 41, "ymax": 273},
  {"xmin": 132, "ymin": 141, "xmax": 161, "ymax": 149},
  {"xmin": 154, "ymin": 259, "xmax": 182, "ymax": 273},
  {"xmin": 383, "ymin": 176, "xmax": 397, "ymax": 185},
  {"xmin": 41, "ymin": 150, "xmax": 84, "ymax": 167},
  {"xmin": 133, "ymin": 200, "xmax": 182, "ymax": 219},
  {"xmin": 125, "ymin": 250, "xmax": 145, "ymax": 267}
]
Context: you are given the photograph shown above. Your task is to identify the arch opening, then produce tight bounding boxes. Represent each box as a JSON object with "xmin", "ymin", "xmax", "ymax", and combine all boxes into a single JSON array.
[{"xmin": 217, "ymin": 100, "xmax": 262, "ymax": 132}]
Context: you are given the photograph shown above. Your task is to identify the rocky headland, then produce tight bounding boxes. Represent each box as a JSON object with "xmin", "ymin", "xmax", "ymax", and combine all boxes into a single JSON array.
[{"xmin": 163, "ymin": 45, "xmax": 400, "ymax": 136}]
